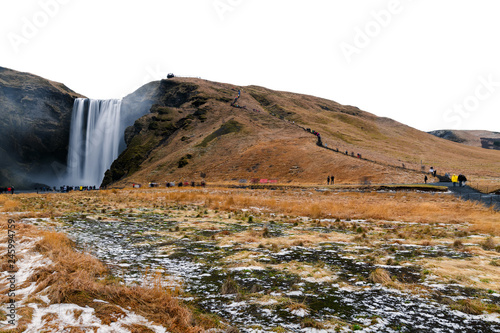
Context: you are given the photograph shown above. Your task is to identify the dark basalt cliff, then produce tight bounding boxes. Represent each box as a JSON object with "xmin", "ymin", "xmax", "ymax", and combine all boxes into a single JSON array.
[{"xmin": 0, "ymin": 67, "xmax": 84, "ymax": 188}]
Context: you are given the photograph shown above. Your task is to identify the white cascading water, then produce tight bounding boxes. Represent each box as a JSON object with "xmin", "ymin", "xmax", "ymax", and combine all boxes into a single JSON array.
[{"xmin": 66, "ymin": 98, "xmax": 123, "ymax": 187}]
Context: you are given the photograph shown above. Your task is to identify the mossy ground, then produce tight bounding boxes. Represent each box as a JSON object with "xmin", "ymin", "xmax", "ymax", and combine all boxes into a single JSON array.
[{"xmin": 1, "ymin": 188, "xmax": 499, "ymax": 331}]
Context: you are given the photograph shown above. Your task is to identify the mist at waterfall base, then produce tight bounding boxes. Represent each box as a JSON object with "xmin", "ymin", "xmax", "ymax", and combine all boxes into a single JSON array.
[{"xmin": 65, "ymin": 98, "xmax": 125, "ymax": 188}]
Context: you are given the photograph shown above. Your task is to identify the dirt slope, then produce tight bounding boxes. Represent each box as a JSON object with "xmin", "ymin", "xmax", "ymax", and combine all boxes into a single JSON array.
[{"xmin": 103, "ymin": 78, "xmax": 500, "ymax": 187}]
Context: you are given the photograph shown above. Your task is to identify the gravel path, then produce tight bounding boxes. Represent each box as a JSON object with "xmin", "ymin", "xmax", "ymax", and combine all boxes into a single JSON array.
[{"xmin": 433, "ymin": 182, "xmax": 500, "ymax": 210}]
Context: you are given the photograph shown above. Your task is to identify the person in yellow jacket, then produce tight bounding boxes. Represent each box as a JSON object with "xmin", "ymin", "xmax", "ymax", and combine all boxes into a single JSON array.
[{"xmin": 451, "ymin": 174, "xmax": 458, "ymax": 187}]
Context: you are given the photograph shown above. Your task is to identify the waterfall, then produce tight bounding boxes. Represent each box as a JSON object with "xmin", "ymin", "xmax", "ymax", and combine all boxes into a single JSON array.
[{"xmin": 66, "ymin": 98, "xmax": 123, "ymax": 187}]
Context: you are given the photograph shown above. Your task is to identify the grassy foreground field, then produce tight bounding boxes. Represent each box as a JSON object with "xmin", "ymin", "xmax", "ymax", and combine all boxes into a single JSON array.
[{"xmin": 1, "ymin": 188, "xmax": 499, "ymax": 332}]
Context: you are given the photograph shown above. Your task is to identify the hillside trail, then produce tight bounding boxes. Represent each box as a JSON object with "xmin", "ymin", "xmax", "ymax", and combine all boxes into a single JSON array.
[
  {"xmin": 432, "ymin": 181, "xmax": 500, "ymax": 210},
  {"xmin": 233, "ymin": 89, "xmax": 440, "ymax": 175},
  {"xmin": 233, "ymin": 90, "xmax": 500, "ymax": 210},
  {"xmin": 233, "ymin": 88, "xmax": 402, "ymax": 172}
]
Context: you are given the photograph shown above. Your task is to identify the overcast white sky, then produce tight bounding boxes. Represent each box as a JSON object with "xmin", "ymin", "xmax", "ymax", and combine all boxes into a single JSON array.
[{"xmin": 1, "ymin": 0, "xmax": 500, "ymax": 132}]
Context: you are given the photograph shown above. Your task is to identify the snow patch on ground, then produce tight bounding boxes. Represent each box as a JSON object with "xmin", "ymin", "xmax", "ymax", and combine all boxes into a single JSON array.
[
  {"xmin": 24, "ymin": 303, "xmax": 167, "ymax": 333},
  {"xmin": 228, "ymin": 266, "xmax": 265, "ymax": 271},
  {"xmin": 0, "ymin": 234, "xmax": 169, "ymax": 333}
]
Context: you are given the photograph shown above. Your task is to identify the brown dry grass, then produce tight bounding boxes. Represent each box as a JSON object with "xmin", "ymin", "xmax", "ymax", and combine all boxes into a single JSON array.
[
  {"xmin": 1, "ymin": 186, "xmax": 499, "ymax": 329},
  {"xmin": 9, "ymin": 188, "xmax": 500, "ymax": 236},
  {"xmin": 468, "ymin": 178, "xmax": 500, "ymax": 194},
  {"xmin": 422, "ymin": 257, "xmax": 500, "ymax": 291},
  {"xmin": 0, "ymin": 216, "xmax": 204, "ymax": 333},
  {"xmin": 133, "ymin": 189, "xmax": 499, "ymax": 235},
  {"xmin": 121, "ymin": 323, "xmax": 157, "ymax": 332},
  {"xmin": 0, "ymin": 197, "xmax": 20, "ymax": 212},
  {"xmin": 445, "ymin": 298, "xmax": 500, "ymax": 315},
  {"xmin": 31, "ymin": 231, "xmax": 201, "ymax": 332},
  {"xmin": 369, "ymin": 268, "xmax": 395, "ymax": 287}
]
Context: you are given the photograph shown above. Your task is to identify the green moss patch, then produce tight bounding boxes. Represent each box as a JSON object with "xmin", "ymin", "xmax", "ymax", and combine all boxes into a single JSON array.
[{"xmin": 197, "ymin": 120, "xmax": 243, "ymax": 148}]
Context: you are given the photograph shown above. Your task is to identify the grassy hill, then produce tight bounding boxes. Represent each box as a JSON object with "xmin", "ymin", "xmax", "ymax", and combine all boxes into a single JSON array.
[{"xmin": 103, "ymin": 77, "xmax": 500, "ymax": 187}]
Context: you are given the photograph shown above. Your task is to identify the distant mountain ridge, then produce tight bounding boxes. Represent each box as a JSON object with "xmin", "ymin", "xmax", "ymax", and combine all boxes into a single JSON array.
[{"xmin": 428, "ymin": 130, "xmax": 500, "ymax": 150}]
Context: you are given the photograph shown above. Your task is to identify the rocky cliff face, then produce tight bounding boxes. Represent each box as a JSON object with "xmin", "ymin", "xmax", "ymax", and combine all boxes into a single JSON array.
[
  {"xmin": 118, "ymin": 80, "xmax": 161, "ymax": 151},
  {"xmin": 102, "ymin": 79, "xmax": 201, "ymax": 186},
  {"xmin": 0, "ymin": 67, "xmax": 84, "ymax": 188}
]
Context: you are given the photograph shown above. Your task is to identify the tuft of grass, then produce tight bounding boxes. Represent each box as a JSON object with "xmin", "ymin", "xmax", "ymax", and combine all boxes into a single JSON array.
[
  {"xmin": 448, "ymin": 298, "xmax": 486, "ymax": 315},
  {"xmin": 309, "ymin": 204, "xmax": 322, "ymax": 219},
  {"xmin": 190, "ymin": 311, "xmax": 225, "ymax": 330},
  {"xmin": 287, "ymin": 301, "xmax": 308, "ymax": 313},
  {"xmin": 370, "ymin": 268, "xmax": 396, "ymax": 287},
  {"xmin": 301, "ymin": 318, "xmax": 324, "ymax": 329},
  {"xmin": 15, "ymin": 306, "xmax": 34, "ymax": 332},
  {"xmin": 1, "ymin": 199, "xmax": 20, "ymax": 212},
  {"xmin": 93, "ymin": 302, "xmax": 126, "ymax": 326},
  {"xmin": 221, "ymin": 276, "xmax": 239, "ymax": 295},
  {"xmin": 453, "ymin": 239, "xmax": 464, "ymax": 249},
  {"xmin": 121, "ymin": 324, "xmax": 157, "ymax": 333},
  {"xmin": 482, "ymin": 237, "xmax": 497, "ymax": 251}
]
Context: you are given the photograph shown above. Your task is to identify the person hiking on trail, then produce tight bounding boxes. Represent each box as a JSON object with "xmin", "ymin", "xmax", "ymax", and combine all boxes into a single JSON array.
[
  {"xmin": 424, "ymin": 175, "xmax": 428, "ymax": 184},
  {"xmin": 433, "ymin": 169, "xmax": 437, "ymax": 177},
  {"xmin": 451, "ymin": 174, "xmax": 458, "ymax": 187},
  {"xmin": 327, "ymin": 176, "xmax": 330, "ymax": 185},
  {"xmin": 458, "ymin": 174, "xmax": 467, "ymax": 187},
  {"xmin": 331, "ymin": 176, "xmax": 335, "ymax": 185}
]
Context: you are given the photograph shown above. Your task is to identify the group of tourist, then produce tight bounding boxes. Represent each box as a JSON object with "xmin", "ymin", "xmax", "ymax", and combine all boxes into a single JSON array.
[
  {"xmin": 305, "ymin": 128, "xmax": 322, "ymax": 143},
  {"xmin": 0, "ymin": 186, "xmax": 15, "ymax": 194},
  {"xmin": 142, "ymin": 181, "xmax": 206, "ymax": 188},
  {"xmin": 36, "ymin": 186, "xmax": 99, "ymax": 193},
  {"xmin": 230, "ymin": 89, "xmax": 242, "ymax": 108},
  {"xmin": 166, "ymin": 181, "xmax": 206, "ymax": 187},
  {"xmin": 1, "ymin": 185, "xmax": 102, "ymax": 195},
  {"xmin": 451, "ymin": 174, "xmax": 468, "ymax": 187},
  {"xmin": 424, "ymin": 168, "xmax": 468, "ymax": 187},
  {"xmin": 36, "ymin": 186, "xmax": 56, "ymax": 192},
  {"xmin": 345, "ymin": 151, "xmax": 362, "ymax": 159}
]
